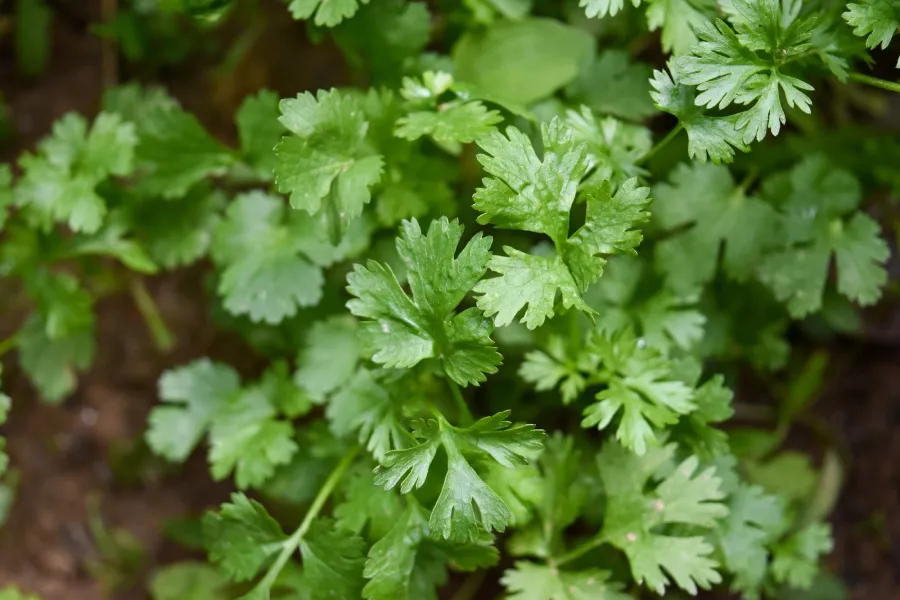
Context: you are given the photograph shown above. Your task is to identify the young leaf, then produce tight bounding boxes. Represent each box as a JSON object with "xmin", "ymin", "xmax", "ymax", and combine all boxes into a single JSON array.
[
  {"xmin": 473, "ymin": 119, "xmax": 651, "ymax": 329},
  {"xmin": 202, "ymin": 493, "xmax": 287, "ymax": 582},
  {"xmin": 211, "ymin": 191, "xmax": 325, "ymax": 324},
  {"xmin": 236, "ymin": 90, "xmax": 284, "ymax": 178},
  {"xmin": 671, "ymin": 0, "xmax": 817, "ymax": 144},
  {"xmin": 208, "ymin": 364, "xmax": 302, "ymax": 489},
  {"xmin": 288, "ymin": 0, "xmax": 369, "ymax": 27},
  {"xmin": 502, "ymin": 561, "xmax": 629, "ymax": 600},
  {"xmin": 653, "ymin": 162, "xmax": 778, "ymax": 295},
  {"xmin": 300, "ymin": 519, "xmax": 367, "ymax": 600},
  {"xmin": 843, "ymin": 0, "xmax": 900, "ymax": 65},
  {"xmin": 275, "ymin": 89, "xmax": 383, "ymax": 234},
  {"xmin": 598, "ymin": 442, "xmax": 728, "ymax": 594},
  {"xmin": 17, "ymin": 315, "xmax": 95, "ymax": 404},
  {"xmin": 327, "ymin": 369, "xmax": 413, "ymax": 461},
  {"xmin": 15, "ymin": 112, "xmax": 136, "ymax": 233},
  {"xmin": 757, "ymin": 156, "xmax": 889, "ymax": 316},
  {"xmin": 146, "ymin": 359, "xmax": 241, "ymax": 463},
  {"xmin": 650, "ymin": 69, "xmax": 749, "ymax": 164},
  {"xmin": 582, "ymin": 328, "xmax": 696, "ymax": 455},
  {"xmin": 375, "ymin": 413, "xmax": 545, "ymax": 542},
  {"xmin": 716, "ymin": 484, "xmax": 786, "ymax": 596},
  {"xmin": 135, "ymin": 104, "xmax": 234, "ymax": 198},
  {"xmin": 770, "ymin": 523, "xmax": 833, "ymax": 589},
  {"xmin": 346, "ymin": 217, "xmax": 501, "ymax": 386},
  {"xmin": 295, "ymin": 316, "xmax": 361, "ymax": 402}
]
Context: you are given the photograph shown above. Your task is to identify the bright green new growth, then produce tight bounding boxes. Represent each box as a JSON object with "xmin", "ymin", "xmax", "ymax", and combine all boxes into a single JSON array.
[
  {"xmin": 472, "ymin": 118, "xmax": 651, "ymax": 329},
  {"xmin": 347, "ymin": 216, "xmax": 501, "ymax": 386}
]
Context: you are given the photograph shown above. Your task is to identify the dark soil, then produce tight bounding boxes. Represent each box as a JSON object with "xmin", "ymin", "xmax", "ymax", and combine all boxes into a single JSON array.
[{"xmin": 0, "ymin": 4, "xmax": 898, "ymax": 600}]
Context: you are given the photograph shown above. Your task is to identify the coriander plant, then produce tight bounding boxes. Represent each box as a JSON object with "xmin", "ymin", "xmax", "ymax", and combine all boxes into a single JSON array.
[{"xmin": 0, "ymin": 0, "xmax": 896, "ymax": 598}]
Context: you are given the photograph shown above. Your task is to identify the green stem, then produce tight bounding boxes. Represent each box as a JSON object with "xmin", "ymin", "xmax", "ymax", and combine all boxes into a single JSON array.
[
  {"xmin": 449, "ymin": 570, "xmax": 487, "ymax": 600},
  {"xmin": 447, "ymin": 378, "xmax": 474, "ymax": 426},
  {"xmin": 0, "ymin": 332, "xmax": 20, "ymax": 358},
  {"xmin": 849, "ymin": 72, "xmax": 900, "ymax": 94},
  {"xmin": 254, "ymin": 446, "xmax": 360, "ymax": 593},
  {"xmin": 556, "ymin": 533, "xmax": 608, "ymax": 566},
  {"xmin": 129, "ymin": 278, "xmax": 175, "ymax": 352},
  {"xmin": 639, "ymin": 123, "xmax": 684, "ymax": 165}
]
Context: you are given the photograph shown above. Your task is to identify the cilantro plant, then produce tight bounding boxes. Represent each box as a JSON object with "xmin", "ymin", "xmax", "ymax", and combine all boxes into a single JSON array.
[{"xmin": 0, "ymin": 0, "xmax": 896, "ymax": 598}]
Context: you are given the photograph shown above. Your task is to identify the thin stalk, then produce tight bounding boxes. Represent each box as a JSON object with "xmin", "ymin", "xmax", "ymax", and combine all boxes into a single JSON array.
[
  {"xmin": 254, "ymin": 446, "xmax": 360, "ymax": 593},
  {"xmin": 849, "ymin": 72, "xmax": 900, "ymax": 94},
  {"xmin": 129, "ymin": 278, "xmax": 175, "ymax": 352},
  {"xmin": 447, "ymin": 378, "xmax": 474, "ymax": 425},
  {"xmin": 638, "ymin": 123, "xmax": 684, "ymax": 166},
  {"xmin": 0, "ymin": 332, "xmax": 20, "ymax": 358},
  {"xmin": 449, "ymin": 570, "xmax": 487, "ymax": 600},
  {"xmin": 556, "ymin": 533, "xmax": 608, "ymax": 566}
]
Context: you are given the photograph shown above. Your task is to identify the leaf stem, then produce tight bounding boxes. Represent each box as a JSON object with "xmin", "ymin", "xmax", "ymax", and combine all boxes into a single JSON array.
[
  {"xmin": 849, "ymin": 72, "xmax": 900, "ymax": 94},
  {"xmin": 446, "ymin": 378, "xmax": 474, "ymax": 425},
  {"xmin": 449, "ymin": 570, "xmax": 487, "ymax": 600},
  {"xmin": 556, "ymin": 533, "xmax": 608, "ymax": 566},
  {"xmin": 638, "ymin": 122, "xmax": 684, "ymax": 166},
  {"xmin": 129, "ymin": 278, "xmax": 175, "ymax": 353},
  {"xmin": 253, "ymin": 445, "xmax": 360, "ymax": 594},
  {"xmin": 0, "ymin": 332, "xmax": 20, "ymax": 358}
]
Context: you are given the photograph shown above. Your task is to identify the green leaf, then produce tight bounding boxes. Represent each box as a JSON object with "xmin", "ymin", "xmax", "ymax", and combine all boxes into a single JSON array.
[
  {"xmin": 566, "ymin": 50, "xmax": 656, "ymax": 122},
  {"xmin": 125, "ymin": 185, "xmax": 224, "ymax": 269},
  {"xmin": 520, "ymin": 335, "xmax": 595, "ymax": 405},
  {"xmin": 211, "ymin": 191, "xmax": 325, "ymax": 324},
  {"xmin": 17, "ymin": 315, "xmax": 95, "ymax": 403},
  {"xmin": 771, "ymin": 523, "xmax": 833, "ymax": 589},
  {"xmin": 757, "ymin": 156, "xmax": 889, "ymax": 316},
  {"xmin": 598, "ymin": 442, "xmax": 728, "ymax": 594},
  {"xmin": 327, "ymin": 369, "xmax": 412, "ymax": 461},
  {"xmin": 275, "ymin": 90, "xmax": 383, "ymax": 233},
  {"xmin": 453, "ymin": 18, "xmax": 595, "ymax": 105},
  {"xmin": 288, "ymin": 0, "xmax": 369, "ymax": 26},
  {"xmin": 0, "ymin": 588, "xmax": 41, "ymax": 600},
  {"xmin": 579, "ymin": 0, "xmax": 639, "ymax": 18},
  {"xmin": 146, "ymin": 359, "xmax": 241, "ymax": 462},
  {"xmin": 716, "ymin": 484, "xmax": 785, "ymax": 596},
  {"xmin": 150, "ymin": 562, "xmax": 229, "ymax": 600},
  {"xmin": 502, "ymin": 561, "xmax": 628, "ymax": 600},
  {"xmin": 375, "ymin": 413, "xmax": 545, "ymax": 542},
  {"xmin": 335, "ymin": 470, "xmax": 405, "ymax": 540},
  {"xmin": 208, "ymin": 365, "xmax": 301, "ymax": 489},
  {"xmin": 650, "ymin": 69, "xmax": 749, "ymax": 164},
  {"xmin": 647, "ymin": 0, "xmax": 717, "ymax": 55},
  {"xmin": 135, "ymin": 104, "xmax": 234, "ymax": 198},
  {"xmin": 202, "ymin": 493, "xmax": 287, "ymax": 582},
  {"xmin": 472, "ymin": 119, "xmax": 651, "ymax": 329},
  {"xmin": 581, "ymin": 328, "xmax": 696, "ymax": 455},
  {"xmin": 15, "ymin": 112, "xmax": 137, "ymax": 233},
  {"xmin": 565, "ymin": 108, "xmax": 651, "ymax": 189},
  {"xmin": 347, "ymin": 217, "xmax": 501, "ymax": 386},
  {"xmin": 330, "ymin": 0, "xmax": 431, "ymax": 84},
  {"xmin": 295, "ymin": 316, "xmax": 361, "ymax": 402},
  {"xmin": 300, "ymin": 519, "xmax": 366, "ymax": 600},
  {"xmin": 0, "ymin": 164, "xmax": 14, "ymax": 231},
  {"xmin": 236, "ymin": 89, "xmax": 284, "ymax": 177},
  {"xmin": 396, "ymin": 99, "xmax": 502, "ymax": 154},
  {"xmin": 362, "ymin": 503, "xmax": 431, "ymax": 600},
  {"xmin": 671, "ymin": 0, "xmax": 817, "ymax": 144},
  {"xmin": 843, "ymin": 0, "xmax": 900, "ymax": 57},
  {"xmin": 653, "ymin": 162, "xmax": 778, "ymax": 295}
]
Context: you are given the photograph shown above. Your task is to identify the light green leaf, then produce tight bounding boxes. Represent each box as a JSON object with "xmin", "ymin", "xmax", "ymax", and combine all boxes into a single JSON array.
[
  {"xmin": 202, "ymin": 493, "xmax": 287, "ymax": 582},
  {"xmin": 146, "ymin": 359, "xmax": 241, "ymax": 462},
  {"xmin": 453, "ymin": 18, "xmax": 594, "ymax": 105},
  {"xmin": 347, "ymin": 217, "xmax": 501, "ymax": 386},
  {"xmin": 288, "ymin": 0, "xmax": 369, "ymax": 26}
]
